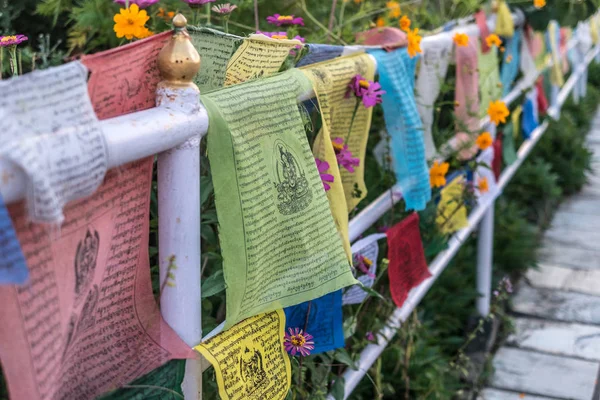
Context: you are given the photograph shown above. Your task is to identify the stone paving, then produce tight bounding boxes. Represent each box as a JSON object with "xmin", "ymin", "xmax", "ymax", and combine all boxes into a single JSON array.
[{"xmin": 480, "ymin": 112, "xmax": 600, "ymax": 400}]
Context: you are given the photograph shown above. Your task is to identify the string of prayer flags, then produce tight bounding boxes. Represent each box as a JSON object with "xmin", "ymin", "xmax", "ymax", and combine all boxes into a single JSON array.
[
  {"xmin": 284, "ymin": 290, "xmax": 344, "ymax": 354},
  {"xmin": 0, "ymin": 62, "xmax": 108, "ymax": 225},
  {"xmin": 520, "ymin": 30, "xmax": 538, "ymax": 87},
  {"xmin": 478, "ymin": 44, "xmax": 503, "ymax": 118},
  {"xmin": 370, "ymin": 48, "xmax": 431, "ymax": 211},
  {"xmin": 436, "ymin": 175, "xmax": 468, "ymax": 235},
  {"xmin": 299, "ymin": 54, "xmax": 376, "ymax": 211},
  {"xmin": 203, "ymin": 70, "xmax": 357, "ymax": 329},
  {"xmin": 495, "ymin": 0, "xmax": 514, "ymax": 38},
  {"xmin": 0, "ymin": 193, "xmax": 28, "ymax": 285},
  {"xmin": 501, "ymin": 123, "xmax": 518, "ymax": 165},
  {"xmin": 547, "ymin": 21, "xmax": 565, "ymax": 87},
  {"xmin": 475, "ymin": 10, "xmax": 491, "ymax": 53},
  {"xmin": 195, "ymin": 310, "xmax": 291, "ymax": 400},
  {"xmin": 296, "ymin": 44, "xmax": 344, "ymax": 67},
  {"xmin": 188, "ymin": 27, "xmax": 243, "ymax": 92},
  {"xmin": 500, "ymin": 30, "xmax": 522, "ymax": 97},
  {"xmin": 415, "ymin": 35, "xmax": 453, "ymax": 159},
  {"xmin": 0, "ymin": 160, "xmax": 194, "ymax": 400},
  {"xmin": 343, "ymin": 233, "xmax": 387, "ymax": 305},
  {"xmin": 387, "ymin": 213, "xmax": 431, "ymax": 308},
  {"xmin": 356, "ymin": 27, "xmax": 407, "ymax": 50},
  {"xmin": 454, "ymin": 35, "xmax": 480, "ymax": 160},
  {"xmin": 474, "ymin": 147, "xmax": 500, "ymax": 208},
  {"xmin": 522, "ymin": 88, "xmax": 539, "ymax": 139}
]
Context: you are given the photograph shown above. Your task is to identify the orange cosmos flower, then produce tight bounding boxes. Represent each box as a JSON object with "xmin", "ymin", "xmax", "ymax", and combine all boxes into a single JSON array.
[
  {"xmin": 399, "ymin": 15, "xmax": 411, "ymax": 32},
  {"xmin": 478, "ymin": 177, "xmax": 489, "ymax": 193},
  {"xmin": 534, "ymin": 0, "xmax": 546, "ymax": 9},
  {"xmin": 487, "ymin": 100, "xmax": 510, "ymax": 125},
  {"xmin": 430, "ymin": 161, "xmax": 450, "ymax": 188},
  {"xmin": 486, "ymin": 33, "xmax": 502, "ymax": 48},
  {"xmin": 407, "ymin": 28, "xmax": 422, "ymax": 58},
  {"xmin": 376, "ymin": 17, "xmax": 385, "ymax": 27},
  {"xmin": 386, "ymin": 1, "xmax": 401, "ymax": 18},
  {"xmin": 453, "ymin": 32, "xmax": 469, "ymax": 47},
  {"xmin": 476, "ymin": 132, "xmax": 493, "ymax": 150},
  {"xmin": 114, "ymin": 4, "xmax": 150, "ymax": 40}
]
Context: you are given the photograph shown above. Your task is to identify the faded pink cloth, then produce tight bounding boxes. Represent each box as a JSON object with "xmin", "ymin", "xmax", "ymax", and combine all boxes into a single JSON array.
[
  {"xmin": 475, "ymin": 10, "xmax": 491, "ymax": 54},
  {"xmin": 356, "ymin": 27, "xmax": 407, "ymax": 50},
  {"xmin": 560, "ymin": 28, "xmax": 571, "ymax": 74},
  {"xmin": 454, "ymin": 36, "xmax": 480, "ymax": 160}
]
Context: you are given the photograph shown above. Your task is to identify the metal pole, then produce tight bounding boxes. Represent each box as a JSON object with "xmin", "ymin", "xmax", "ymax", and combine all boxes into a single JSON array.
[
  {"xmin": 476, "ymin": 205, "xmax": 494, "ymax": 317},
  {"xmin": 156, "ymin": 15, "xmax": 203, "ymax": 400}
]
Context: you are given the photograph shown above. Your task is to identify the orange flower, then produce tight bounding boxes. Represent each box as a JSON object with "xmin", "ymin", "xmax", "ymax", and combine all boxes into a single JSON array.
[
  {"xmin": 478, "ymin": 177, "xmax": 489, "ymax": 193},
  {"xmin": 407, "ymin": 28, "xmax": 422, "ymax": 58},
  {"xmin": 534, "ymin": 0, "xmax": 546, "ymax": 8},
  {"xmin": 137, "ymin": 27, "xmax": 154, "ymax": 39},
  {"xmin": 399, "ymin": 15, "xmax": 411, "ymax": 32},
  {"xmin": 114, "ymin": 4, "xmax": 150, "ymax": 40},
  {"xmin": 453, "ymin": 33, "xmax": 469, "ymax": 47},
  {"xmin": 487, "ymin": 100, "xmax": 510, "ymax": 126},
  {"xmin": 386, "ymin": 1, "xmax": 401, "ymax": 18},
  {"xmin": 486, "ymin": 33, "xmax": 502, "ymax": 48},
  {"xmin": 430, "ymin": 161, "xmax": 450, "ymax": 188},
  {"xmin": 476, "ymin": 132, "xmax": 493, "ymax": 150},
  {"xmin": 376, "ymin": 17, "xmax": 385, "ymax": 27}
]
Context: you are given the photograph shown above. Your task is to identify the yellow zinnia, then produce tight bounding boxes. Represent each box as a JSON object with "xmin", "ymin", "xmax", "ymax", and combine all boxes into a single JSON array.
[
  {"xmin": 399, "ymin": 15, "xmax": 411, "ymax": 32},
  {"xmin": 486, "ymin": 33, "xmax": 502, "ymax": 48},
  {"xmin": 430, "ymin": 161, "xmax": 450, "ymax": 188},
  {"xmin": 478, "ymin": 177, "xmax": 489, "ymax": 193},
  {"xmin": 487, "ymin": 100, "xmax": 510, "ymax": 126},
  {"xmin": 533, "ymin": 0, "xmax": 546, "ymax": 9},
  {"xmin": 407, "ymin": 28, "xmax": 422, "ymax": 58},
  {"xmin": 453, "ymin": 33, "xmax": 469, "ymax": 47},
  {"xmin": 114, "ymin": 4, "xmax": 150, "ymax": 40},
  {"xmin": 476, "ymin": 132, "xmax": 493, "ymax": 150},
  {"xmin": 386, "ymin": 1, "xmax": 401, "ymax": 18}
]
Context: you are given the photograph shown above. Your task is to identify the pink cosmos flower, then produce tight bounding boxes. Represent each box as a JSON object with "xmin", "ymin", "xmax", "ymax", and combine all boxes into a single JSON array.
[
  {"xmin": 255, "ymin": 31, "xmax": 289, "ymax": 40},
  {"xmin": 332, "ymin": 138, "xmax": 360, "ymax": 173},
  {"xmin": 183, "ymin": 0, "xmax": 217, "ymax": 7},
  {"xmin": 354, "ymin": 254, "xmax": 375, "ymax": 278},
  {"xmin": 346, "ymin": 74, "xmax": 386, "ymax": 108},
  {"xmin": 266, "ymin": 14, "xmax": 304, "ymax": 26},
  {"xmin": 366, "ymin": 332, "xmax": 375, "ymax": 341},
  {"xmin": 284, "ymin": 328, "xmax": 315, "ymax": 357},
  {"xmin": 0, "ymin": 35, "xmax": 28, "ymax": 47},
  {"xmin": 114, "ymin": 0, "xmax": 160, "ymax": 8},
  {"xmin": 212, "ymin": 3, "xmax": 237, "ymax": 14},
  {"xmin": 316, "ymin": 158, "xmax": 334, "ymax": 191}
]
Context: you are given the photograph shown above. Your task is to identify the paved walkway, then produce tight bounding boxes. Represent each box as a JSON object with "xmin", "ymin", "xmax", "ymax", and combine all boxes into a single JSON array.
[{"xmin": 480, "ymin": 111, "xmax": 600, "ymax": 400}]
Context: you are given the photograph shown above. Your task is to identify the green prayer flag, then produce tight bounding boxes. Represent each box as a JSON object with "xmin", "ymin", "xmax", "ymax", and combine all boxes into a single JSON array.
[
  {"xmin": 203, "ymin": 70, "xmax": 358, "ymax": 329},
  {"xmin": 502, "ymin": 123, "xmax": 518, "ymax": 165},
  {"xmin": 478, "ymin": 45, "xmax": 503, "ymax": 119}
]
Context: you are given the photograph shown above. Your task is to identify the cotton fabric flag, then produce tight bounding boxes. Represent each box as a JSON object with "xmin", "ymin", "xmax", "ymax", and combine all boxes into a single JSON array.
[
  {"xmin": 436, "ymin": 176, "xmax": 468, "ymax": 234},
  {"xmin": 284, "ymin": 290, "xmax": 344, "ymax": 354},
  {"xmin": 502, "ymin": 124, "xmax": 518, "ymax": 165},
  {"xmin": 500, "ymin": 30, "xmax": 522, "ymax": 97},
  {"xmin": 203, "ymin": 70, "xmax": 357, "ymax": 329},
  {"xmin": 547, "ymin": 21, "xmax": 565, "ymax": 87},
  {"xmin": 387, "ymin": 213, "xmax": 431, "ymax": 308},
  {"xmin": 454, "ymin": 35, "xmax": 480, "ymax": 160},
  {"xmin": 475, "ymin": 10, "xmax": 491, "ymax": 53},
  {"xmin": 522, "ymin": 88, "xmax": 539, "ymax": 139},
  {"xmin": 474, "ymin": 147, "xmax": 500, "ymax": 208},
  {"xmin": 536, "ymin": 76, "xmax": 549, "ymax": 116},
  {"xmin": 370, "ymin": 48, "xmax": 431, "ymax": 211},
  {"xmin": 478, "ymin": 44, "xmax": 503, "ymax": 119},
  {"xmin": 495, "ymin": 1, "xmax": 514, "ymax": 38},
  {"xmin": 297, "ymin": 44, "xmax": 344, "ymax": 67},
  {"xmin": 492, "ymin": 133, "xmax": 503, "ymax": 180},
  {"xmin": 520, "ymin": 30, "xmax": 539, "ymax": 87},
  {"xmin": 195, "ymin": 310, "xmax": 291, "ymax": 400},
  {"xmin": 299, "ymin": 54, "xmax": 376, "ymax": 211},
  {"xmin": 0, "ymin": 193, "xmax": 28, "ymax": 285},
  {"xmin": 343, "ymin": 233, "xmax": 387, "ymax": 305},
  {"xmin": 415, "ymin": 35, "xmax": 453, "ymax": 159}
]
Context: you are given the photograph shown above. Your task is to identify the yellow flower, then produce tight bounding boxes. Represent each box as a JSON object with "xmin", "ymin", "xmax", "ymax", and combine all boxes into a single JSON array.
[
  {"xmin": 376, "ymin": 17, "xmax": 385, "ymax": 27},
  {"xmin": 386, "ymin": 1, "xmax": 401, "ymax": 18},
  {"xmin": 407, "ymin": 28, "xmax": 422, "ymax": 58},
  {"xmin": 476, "ymin": 132, "xmax": 493, "ymax": 150},
  {"xmin": 399, "ymin": 15, "xmax": 411, "ymax": 32},
  {"xmin": 114, "ymin": 4, "xmax": 150, "ymax": 40},
  {"xmin": 271, "ymin": 34, "xmax": 288, "ymax": 39},
  {"xmin": 478, "ymin": 177, "xmax": 489, "ymax": 193},
  {"xmin": 137, "ymin": 27, "xmax": 154, "ymax": 39},
  {"xmin": 487, "ymin": 100, "xmax": 510, "ymax": 126},
  {"xmin": 453, "ymin": 33, "xmax": 469, "ymax": 47},
  {"xmin": 533, "ymin": 0, "xmax": 546, "ymax": 9},
  {"xmin": 486, "ymin": 33, "xmax": 502, "ymax": 48},
  {"xmin": 430, "ymin": 161, "xmax": 450, "ymax": 188}
]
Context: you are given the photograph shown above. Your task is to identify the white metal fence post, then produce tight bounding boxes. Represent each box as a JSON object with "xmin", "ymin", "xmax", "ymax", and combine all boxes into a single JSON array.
[
  {"xmin": 156, "ymin": 15, "xmax": 203, "ymax": 400},
  {"xmin": 476, "ymin": 204, "xmax": 495, "ymax": 317}
]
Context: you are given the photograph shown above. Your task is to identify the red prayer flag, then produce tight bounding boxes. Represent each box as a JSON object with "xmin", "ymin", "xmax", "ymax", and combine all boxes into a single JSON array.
[
  {"xmin": 386, "ymin": 213, "xmax": 431, "ymax": 308},
  {"xmin": 536, "ymin": 77, "xmax": 549, "ymax": 116},
  {"xmin": 492, "ymin": 132, "xmax": 503, "ymax": 180}
]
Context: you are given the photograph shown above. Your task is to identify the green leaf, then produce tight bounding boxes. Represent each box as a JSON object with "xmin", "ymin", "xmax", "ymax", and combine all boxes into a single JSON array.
[
  {"xmin": 343, "ymin": 316, "xmax": 357, "ymax": 339},
  {"xmin": 334, "ymin": 349, "xmax": 357, "ymax": 370},
  {"xmin": 200, "ymin": 176, "xmax": 213, "ymax": 207},
  {"xmin": 201, "ymin": 270, "xmax": 226, "ymax": 298},
  {"xmin": 331, "ymin": 377, "xmax": 345, "ymax": 400},
  {"xmin": 359, "ymin": 284, "xmax": 387, "ymax": 302}
]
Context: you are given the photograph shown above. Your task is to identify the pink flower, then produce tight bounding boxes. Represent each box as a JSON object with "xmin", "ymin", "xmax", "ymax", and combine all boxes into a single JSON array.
[
  {"xmin": 183, "ymin": 0, "xmax": 216, "ymax": 7},
  {"xmin": 354, "ymin": 254, "xmax": 375, "ymax": 278},
  {"xmin": 346, "ymin": 74, "xmax": 385, "ymax": 108},
  {"xmin": 255, "ymin": 31, "xmax": 289, "ymax": 40},
  {"xmin": 0, "ymin": 35, "xmax": 28, "ymax": 47},
  {"xmin": 114, "ymin": 0, "xmax": 160, "ymax": 7},
  {"xmin": 284, "ymin": 328, "xmax": 315, "ymax": 357},
  {"xmin": 332, "ymin": 138, "xmax": 360, "ymax": 173},
  {"xmin": 316, "ymin": 158, "xmax": 334, "ymax": 191},
  {"xmin": 212, "ymin": 3, "xmax": 237, "ymax": 14},
  {"xmin": 266, "ymin": 14, "xmax": 304, "ymax": 26},
  {"xmin": 290, "ymin": 35, "xmax": 305, "ymax": 56},
  {"xmin": 366, "ymin": 332, "xmax": 375, "ymax": 341}
]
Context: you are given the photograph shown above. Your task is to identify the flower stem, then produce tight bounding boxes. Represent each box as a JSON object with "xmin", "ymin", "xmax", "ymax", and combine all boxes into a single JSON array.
[
  {"xmin": 205, "ymin": 4, "xmax": 211, "ymax": 25},
  {"xmin": 337, "ymin": 0, "xmax": 347, "ymax": 37},
  {"xmin": 18, "ymin": 50, "xmax": 22, "ymax": 76},
  {"xmin": 346, "ymin": 98, "xmax": 360, "ymax": 144},
  {"xmin": 224, "ymin": 17, "xmax": 229, "ymax": 33},
  {"xmin": 8, "ymin": 46, "xmax": 18, "ymax": 77},
  {"xmin": 326, "ymin": 0, "xmax": 339, "ymax": 43},
  {"xmin": 0, "ymin": 47, "xmax": 3, "ymax": 80},
  {"xmin": 299, "ymin": 0, "xmax": 347, "ymax": 45},
  {"xmin": 253, "ymin": 0, "xmax": 259, "ymax": 31}
]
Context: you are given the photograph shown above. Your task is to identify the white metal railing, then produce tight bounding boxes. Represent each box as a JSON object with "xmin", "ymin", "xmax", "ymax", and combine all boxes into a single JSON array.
[{"xmin": 0, "ymin": 10, "xmax": 596, "ymax": 400}]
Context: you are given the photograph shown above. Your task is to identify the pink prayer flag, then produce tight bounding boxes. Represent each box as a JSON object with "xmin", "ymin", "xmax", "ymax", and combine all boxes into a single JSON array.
[
  {"xmin": 475, "ymin": 10, "xmax": 491, "ymax": 54},
  {"xmin": 454, "ymin": 36, "xmax": 480, "ymax": 160},
  {"xmin": 386, "ymin": 213, "xmax": 431, "ymax": 308}
]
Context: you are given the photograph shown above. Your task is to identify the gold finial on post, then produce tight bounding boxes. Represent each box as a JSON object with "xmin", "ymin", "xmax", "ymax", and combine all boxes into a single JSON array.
[{"xmin": 157, "ymin": 13, "xmax": 201, "ymax": 89}]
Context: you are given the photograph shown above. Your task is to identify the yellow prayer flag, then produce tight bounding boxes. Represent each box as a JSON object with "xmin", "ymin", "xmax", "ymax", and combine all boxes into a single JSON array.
[
  {"xmin": 495, "ymin": 1, "xmax": 514, "ymax": 38},
  {"xmin": 436, "ymin": 176, "xmax": 468, "ymax": 234},
  {"xmin": 512, "ymin": 105, "xmax": 522, "ymax": 140},
  {"xmin": 195, "ymin": 310, "xmax": 291, "ymax": 400}
]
